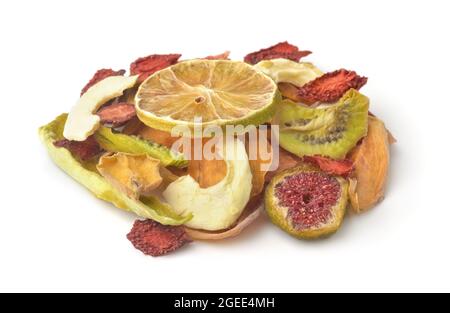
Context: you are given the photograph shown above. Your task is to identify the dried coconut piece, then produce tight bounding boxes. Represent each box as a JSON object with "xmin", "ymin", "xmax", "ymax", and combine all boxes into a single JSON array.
[
  {"xmin": 127, "ymin": 220, "xmax": 191, "ymax": 257},
  {"xmin": 204, "ymin": 51, "xmax": 230, "ymax": 60},
  {"xmin": 97, "ymin": 153, "xmax": 163, "ymax": 199},
  {"xmin": 303, "ymin": 155, "xmax": 353, "ymax": 177},
  {"xmin": 53, "ymin": 136, "xmax": 102, "ymax": 161},
  {"xmin": 97, "ymin": 102, "xmax": 136, "ymax": 126},
  {"xmin": 130, "ymin": 54, "xmax": 181, "ymax": 82},
  {"xmin": 244, "ymin": 41, "xmax": 311, "ymax": 65},
  {"xmin": 184, "ymin": 195, "xmax": 263, "ymax": 240},
  {"xmin": 295, "ymin": 69, "xmax": 368, "ymax": 104},
  {"xmin": 81, "ymin": 69, "xmax": 126, "ymax": 96},
  {"xmin": 348, "ymin": 116, "xmax": 390, "ymax": 212}
]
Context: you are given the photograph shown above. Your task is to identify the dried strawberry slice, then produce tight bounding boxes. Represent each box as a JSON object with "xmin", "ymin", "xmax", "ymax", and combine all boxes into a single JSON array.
[
  {"xmin": 303, "ymin": 155, "xmax": 353, "ymax": 177},
  {"xmin": 54, "ymin": 136, "xmax": 102, "ymax": 161},
  {"xmin": 296, "ymin": 69, "xmax": 368, "ymax": 104},
  {"xmin": 80, "ymin": 69, "xmax": 126, "ymax": 96},
  {"xmin": 130, "ymin": 54, "xmax": 181, "ymax": 82},
  {"xmin": 127, "ymin": 220, "xmax": 191, "ymax": 257},
  {"xmin": 97, "ymin": 102, "xmax": 136, "ymax": 126},
  {"xmin": 244, "ymin": 41, "xmax": 311, "ymax": 65},
  {"xmin": 204, "ymin": 51, "xmax": 230, "ymax": 60}
]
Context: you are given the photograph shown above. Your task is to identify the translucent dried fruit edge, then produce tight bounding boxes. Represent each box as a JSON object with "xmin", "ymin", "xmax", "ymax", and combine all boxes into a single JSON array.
[
  {"xmin": 244, "ymin": 41, "xmax": 311, "ymax": 65},
  {"xmin": 130, "ymin": 54, "xmax": 181, "ymax": 82},
  {"xmin": 81, "ymin": 69, "xmax": 126, "ymax": 96},
  {"xmin": 303, "ymin": 155, "xmax": 353, "ymax": 177},
  {"xmin": 296, "ymin": 69, "xmax": 368, "ymax": 104},
  {"xmin": 127, "ymin": 220, "xmax": 191, "ymax": 257},
  {"xmin": 204, "ymin": 51, "xmax": 230, "ymax": 60}
]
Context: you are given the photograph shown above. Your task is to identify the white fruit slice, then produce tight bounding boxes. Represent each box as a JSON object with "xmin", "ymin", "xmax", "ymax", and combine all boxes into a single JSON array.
[
  {"xmin": 163, "ymin": 138, "xmax": 253, "ymax": 231},
  {"xmin": 254, "ymin": 58, "xmax": 322, "ymax": 86},
  {"xmin": 64, "ymin": 75, "xmax": 138, "ymax": 141}
]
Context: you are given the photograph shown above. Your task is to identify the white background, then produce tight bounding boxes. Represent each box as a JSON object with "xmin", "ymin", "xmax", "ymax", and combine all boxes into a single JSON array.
[{"xmin": 0, "ymin": 0, "xmax": 449, "ymax": 292}]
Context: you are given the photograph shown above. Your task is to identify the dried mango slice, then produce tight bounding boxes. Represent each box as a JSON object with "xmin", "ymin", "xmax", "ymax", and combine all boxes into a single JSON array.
[
  {"xmin": 94, "ymin": 126, "xmax": 187, "ymax": 168},
  {"xmin": 244, "ymin": 42, "xmax": 311, "ymax": 65},
  {"xmin": 39, "ymin": 114, "xmax": 190, "ymax": 225},
  {"xmin": 97, "ymin": 153, "xmax": 163, "ymax": 199},
  {"xmin": 64, "ymin": 75, "xmax": 138, "ymax": 141},
  {"xmin": 130, "ymin": 54, "xmax": 181, "ymax": 82},
  {"xmin": 348, "ymin": 116, "xmax": 390, "ymax": 212},
  {"xmin": 81, "ymin": 68, "xmax": 126, "ymax": 96},
  {"xmin": 245, "ymin": 133, "xmax": 273, "ymax": 197}
]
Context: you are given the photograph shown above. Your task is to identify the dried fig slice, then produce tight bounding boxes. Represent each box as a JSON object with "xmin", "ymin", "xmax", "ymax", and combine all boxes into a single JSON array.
[
  {"xmin": 184, "ymin": 195, "xmax": 263, "ymax": 240},
  {"xmin": 265, "ymin": 164, "xmax": 348, "ymax": 239},
  {"xmin": 348, "ymin": 116, "xmax": 390, "ymax": 213}
]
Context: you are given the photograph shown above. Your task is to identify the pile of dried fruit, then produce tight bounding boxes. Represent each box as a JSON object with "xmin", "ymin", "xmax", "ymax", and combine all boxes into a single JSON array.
[{"xmin": 39, "ymin": 42, "xmax": 394, "ymax": 256}]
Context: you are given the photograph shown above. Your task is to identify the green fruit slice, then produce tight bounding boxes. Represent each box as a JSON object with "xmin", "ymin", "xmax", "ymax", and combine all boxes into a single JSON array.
[
  {"xmin": 265, "ymin": 164, "xmax": 348, "ymax": 239},
  {"xmin": 39, "ymin": 114, "xmax": 191, "ymax": 225},
  {"xmin": 94, "ymin": 126, "xmax": 187, "ymax": 168},
  {"xmin": 135, "ymin": 59, "xmax": 279, "ymax": 133},
  {"xmin": 276, "ymin": 89, "xmax": 369, "ymax": 159}
]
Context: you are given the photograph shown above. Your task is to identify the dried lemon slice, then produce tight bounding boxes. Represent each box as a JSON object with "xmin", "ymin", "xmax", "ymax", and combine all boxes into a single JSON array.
[{"xmin": 135, "ymin": 60, "xmax": 280, "ymax": 132}]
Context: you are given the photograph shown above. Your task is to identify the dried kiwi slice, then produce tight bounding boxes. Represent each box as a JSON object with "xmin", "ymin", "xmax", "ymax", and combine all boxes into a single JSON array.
[
  {"xmin": 265, "ymin": 164, "xmax": 348, "ymax": 239},
  {"xmin": 276, "ymin": 89, "xmax": 369, "ymax": 159},
  {"xmin": 94, "ymin": 126, "xmax": 187, "ymax": 168}
]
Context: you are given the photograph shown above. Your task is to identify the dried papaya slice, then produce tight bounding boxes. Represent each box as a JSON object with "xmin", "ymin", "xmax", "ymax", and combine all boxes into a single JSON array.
[{"xmin": 244, "ymin": 41, "xmax": 311, "ymax": 65}]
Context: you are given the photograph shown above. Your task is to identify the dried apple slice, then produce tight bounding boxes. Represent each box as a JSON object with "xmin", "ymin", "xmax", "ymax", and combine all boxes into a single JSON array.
[
  {"xmin": 185, "ymin": 195, "xmax": 263, "ymax": 240},
  {"xmin": 348, "ymin": 116, "xmax": 390, "ymax": 212},
  {"xmin": 64, "ymin": 75, "xmax": 138, "ymax": 141},
  {"xmin": 163, "ymin": 138, "xmax": 253, "ymax": 231}
]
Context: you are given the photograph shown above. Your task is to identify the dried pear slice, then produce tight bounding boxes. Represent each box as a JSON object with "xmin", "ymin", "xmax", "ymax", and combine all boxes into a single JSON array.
[
  {"xmin": 163, "ymin": 138, "xmax": 253, "ymax": 231},
  {"xmin": 94, "ymin": 126, "xmax": 187, "ymax": 168},
  {"xmin": 64, "ymin": 75, "xmax": 138, "ymax": 141},
  {"xmin": 276, "ymin": 89, "xmax": 369, "ymax": 159},
  {"xmin": 348, "ymin": 116, "xmax": 390, "ymax": 212},
  {"xmin": 254, "ymin": 59, "xmax": 323, "ymax": 86},
  {"xmin": 97, "ymin": 153, "xmax": 163, "ymax": 199},
  {"xmin": 39, "ymin": 114, "xmax": 190, "ymax": 225}
]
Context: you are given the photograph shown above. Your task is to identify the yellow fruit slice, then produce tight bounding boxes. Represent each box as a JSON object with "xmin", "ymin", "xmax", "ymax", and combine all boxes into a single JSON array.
[
  {"xmin": 135, "ymin": 60, "xmax": 279, "ymax": 133},
  {"xmin": 254, "ymin": 58, "xmax": 323, "ymax": 86}
]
